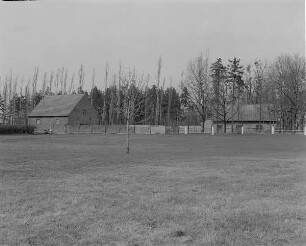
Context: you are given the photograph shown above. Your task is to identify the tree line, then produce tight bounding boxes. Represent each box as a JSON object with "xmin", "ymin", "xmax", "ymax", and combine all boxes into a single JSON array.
[{"xmin": 0, "ymin": 53, "xmax": 305, "ymax": 131}]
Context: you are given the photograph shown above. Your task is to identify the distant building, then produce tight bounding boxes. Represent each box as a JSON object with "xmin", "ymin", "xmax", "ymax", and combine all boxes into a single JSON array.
[
  {"xmin": 211, "ymin": 104, "xmax": 277, "ymax": 133},
  {"xmin": 28, "ymin": 94, "xmax": 99, "ymax": 133}
]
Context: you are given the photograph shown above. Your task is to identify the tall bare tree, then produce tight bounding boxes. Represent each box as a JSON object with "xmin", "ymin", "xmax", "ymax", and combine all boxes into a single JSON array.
[
  {"xmin": 253, "ymin": 60, "xmax": 266, "ymax": 123},
  {"xmin": 158, "ymin": 77, "xmax": 165, "ymax": 125},
  {"xmin": 108, "ymin": 75, "xmax": 117, "ymax": 125},
  {"xmin": 54, "ymin": 68, "xmax": 60, "ymax": 95},
  {"xmin": 78, "ymin": 64, "xmax": 85, "ymax": 94},
  {"xmin": 90, "ymin": 69, "xmax": 96, "ymax": 106},
  {"xmin": 59, "ymin": 67, "xmax": 64, "ymax": 94},
  {"xmin": 155, "ymin": 56, "xmax": 162, "ymax": 125},
  {"xmin": 167, "ymin": 79, "xmax": 173, "ymax": 126},
  {"xmin": 102, "ymin": 63, "xmax": 109, "ymax": 128},
  {"xmin": 116, "ymin": 70, "xmax": 144, "ymax": 153},
  {"xmin": 117, "ymin": 63, "xmax": 122, "ymax": 124},
  {"xmin": 268, "ymin": 54, "xmax": 306, "ymax": 130},
  {"xmin": 31, "ymin": 67, "xmax": 39, "ymax": 107},
  {"xmin": 11, "ymin": 75, "xmax": 18, "ymax": 125},
  {"xmin": 185, "ymin": 53, "xmax": 210, "ymax": 132},
  {"xmin": 63, "ymin": 69, "xmax": 68, "ymax": 95},
  {"xmin": 2, "ymin": 80, "xmax": 8, "ymax": 124},
  {"xmin": 49, "ymin": 71, "xmax": 54, "ymax": 93},
  {"xmin": 42, "ymin": 72, "xmax": 48, "ymax": 94},
  {"xmin": 144, "ymin": 73, "xmax": 150, "ymax": 125},
  {"xmin": 24, "ymin": 80, "xmax": 31, "ymax": 126},
  {"xmin": 69, "ymin": 73, "xmax": 75, "ymax": 95}
]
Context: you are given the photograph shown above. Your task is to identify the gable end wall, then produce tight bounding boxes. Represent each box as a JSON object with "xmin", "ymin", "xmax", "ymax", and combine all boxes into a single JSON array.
[{"xmin": 68, "ymin": 96, "xmax": 99, "ymax": 125}]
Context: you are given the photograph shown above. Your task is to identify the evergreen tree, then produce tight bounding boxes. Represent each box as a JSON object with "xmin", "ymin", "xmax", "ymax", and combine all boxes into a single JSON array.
[{"xmin": 227, "ymin": 57, "xmax": 244, "ymax": 132}]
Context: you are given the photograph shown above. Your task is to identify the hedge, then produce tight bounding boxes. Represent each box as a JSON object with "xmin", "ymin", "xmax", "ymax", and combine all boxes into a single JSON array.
[{"xmin": 0, "ymin": 125, "xmax": 36, "ymax": 134}]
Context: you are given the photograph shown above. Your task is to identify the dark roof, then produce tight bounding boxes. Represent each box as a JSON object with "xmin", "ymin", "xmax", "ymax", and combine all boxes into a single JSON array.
[
  {"xmin": 232, "ymin": 104, "xmax": 276, "ymax": 122},
  {"xmin": 28, "ymin": 94, "xmax": 85, "ymax": 117}
]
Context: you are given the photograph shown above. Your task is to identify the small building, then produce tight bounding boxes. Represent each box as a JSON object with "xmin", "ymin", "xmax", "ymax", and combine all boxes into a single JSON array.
[
  {"xmin": 210, "ymin": 104, "xmax": 277, "ymax": 133},
  {"xmin": 28, "ymin": 94, "xmax": 99, "ymax": 133}
]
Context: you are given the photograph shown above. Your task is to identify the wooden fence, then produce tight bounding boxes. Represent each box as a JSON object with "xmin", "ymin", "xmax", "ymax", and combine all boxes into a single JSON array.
[{"xmin": 46, "ymin": 124, "xmax": 306, "ymax": 135}]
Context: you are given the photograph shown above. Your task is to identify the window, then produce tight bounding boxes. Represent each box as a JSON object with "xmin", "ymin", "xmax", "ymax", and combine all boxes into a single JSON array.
[
  {"xmin": 56, "ymin": 119, "xmax": 60, "ymax": 124},
  {"xmin": 36, "ymin": 119, "xmax": 41, "ymax": 125},
  {"xmin": 83, "ymin": 110, "xmax": 87, "ymax": 115}
]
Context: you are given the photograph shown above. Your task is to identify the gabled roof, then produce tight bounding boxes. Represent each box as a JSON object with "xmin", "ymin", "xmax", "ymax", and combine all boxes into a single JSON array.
[
  {"xmin": 232, "ymin": 104, "xmax": 276, "ymax": 122},
  {"xmin": 28, "ymin": 94, "xmax": 85, "ymax": 117}
]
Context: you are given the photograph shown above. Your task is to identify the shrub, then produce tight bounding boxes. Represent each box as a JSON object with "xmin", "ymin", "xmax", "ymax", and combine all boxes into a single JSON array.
[{"xmin": 0, "ymin": 125, "xmax": 36, "ymax": 134}]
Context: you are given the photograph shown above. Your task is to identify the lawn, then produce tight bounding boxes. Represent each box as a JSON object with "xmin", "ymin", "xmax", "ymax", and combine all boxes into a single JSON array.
[{"xmin": 0, "ymin": 134, "xmax": 305, "ymax": 246}]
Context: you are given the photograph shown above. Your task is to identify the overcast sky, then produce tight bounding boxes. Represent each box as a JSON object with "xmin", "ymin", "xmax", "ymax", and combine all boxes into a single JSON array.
[{"xmin": 0, "ymin": 0, "xmax": 304, "ymax": 91}]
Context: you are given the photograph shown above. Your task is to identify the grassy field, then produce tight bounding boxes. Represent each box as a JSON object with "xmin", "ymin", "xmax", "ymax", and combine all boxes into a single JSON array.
[{"xmin": 0, "ymin": 134, "xmax": 305, "ymax": 246}]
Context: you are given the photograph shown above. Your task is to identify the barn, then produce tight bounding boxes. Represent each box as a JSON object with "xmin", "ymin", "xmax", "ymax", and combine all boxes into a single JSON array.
[
  {"xmin": 211, "ymin": 104, "xmax": 277, "ymax": 133},
  {"xmin": 28, "ymin": 94, "xmax": 99, "ymax": 133}
]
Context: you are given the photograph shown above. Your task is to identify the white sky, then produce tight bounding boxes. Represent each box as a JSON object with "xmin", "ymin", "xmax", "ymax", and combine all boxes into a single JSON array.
[{"xmin": 0, "ymin": 0, "xmax": 305, "ymax": 91}]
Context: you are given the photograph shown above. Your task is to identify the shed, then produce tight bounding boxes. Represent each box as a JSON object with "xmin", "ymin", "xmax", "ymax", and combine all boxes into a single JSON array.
[
  {"xmin": 211, "ymin": 104, "xmax": 277, "ymax": 133},
  {"xmin": 28, "ymin": 94, "xmax": 99, "ymax": 133}
]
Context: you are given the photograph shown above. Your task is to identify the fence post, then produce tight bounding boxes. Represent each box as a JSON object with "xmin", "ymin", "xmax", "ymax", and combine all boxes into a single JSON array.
[
  {"xmin": 211, "ymin": 125, "xmax": 214, "ymax": 135},
  {"xmin": 185, "ymin": 126, "xmax": 188, "ymax": 135},
  {"xmin": 304, "ymin": 126, "xmax": 306, "ymax": 136},
  {"xmin": 271, "ymin": 125, "xmax": 275, "ymax": 135},
  {"xmin": 241, "ymin": 126, "xmax": 244, "ymax": 135}
]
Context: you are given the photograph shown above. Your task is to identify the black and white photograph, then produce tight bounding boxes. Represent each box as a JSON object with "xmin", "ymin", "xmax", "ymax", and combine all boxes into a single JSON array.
[{"xmin": 0, "ymin": 0, "xmax": 305, "ymax": 245}]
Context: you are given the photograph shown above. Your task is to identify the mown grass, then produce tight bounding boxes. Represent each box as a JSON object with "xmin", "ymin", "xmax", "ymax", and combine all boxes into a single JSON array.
[{"xmin": 0, "ymin": 134, "xmax": 305, "ymax": 245}]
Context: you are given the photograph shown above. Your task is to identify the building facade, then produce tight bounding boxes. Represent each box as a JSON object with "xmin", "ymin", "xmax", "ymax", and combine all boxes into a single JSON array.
[
  {"xmin": 28, "ymin": 94, "xmax": 99, "ymax": 133},
  {"xmin": 211, "ymin": 104, "xmax": 277, "ymax": 133}
]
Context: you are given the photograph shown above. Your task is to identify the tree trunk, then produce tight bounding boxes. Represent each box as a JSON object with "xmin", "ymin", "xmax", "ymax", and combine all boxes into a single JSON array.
[
  {"xmin": 103, "ymin": 101, "xmax": 107, "ymax": 133},
  {"xmin": 223, "ymin": 108, "xmax": 227, "ymax": 133},
  {"xmin": 160, "ymin": 91, "xmax": 163, "ymax": 125},
  {"xmin": 232, "ymin": 82, "xmax": 235, "ymax": 133},
  {"xmin": 144, "ymin": 87, "xmax": 148, "ymax": 124},
  {"xmin": 126, "ymin": 105, "xmax": 130, "ymax": 153},
  {"xmin": 155, "ymin": 89, "xmax": 159, "ymax": 125},
  {"xmin": 293, "ymin": 110, "xmax": 298, "ymax": 130},
  {"xmin": 126, "ymin": 119, "xmax": 129, "ymax": 153},
  {"xmin": 155, "ymin": 57, "xmax": 162, "ymax": 125},
  {"xmin": 201, "ymin": 114, "xmax": 205, "ymax": 133},
  {"xmin": 117, "ymin": 83, "xmax": 121, "ymax": 125},
  {"xmin": 167, "ymin": 90, "xmax": 172, "ymax": 126}
]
